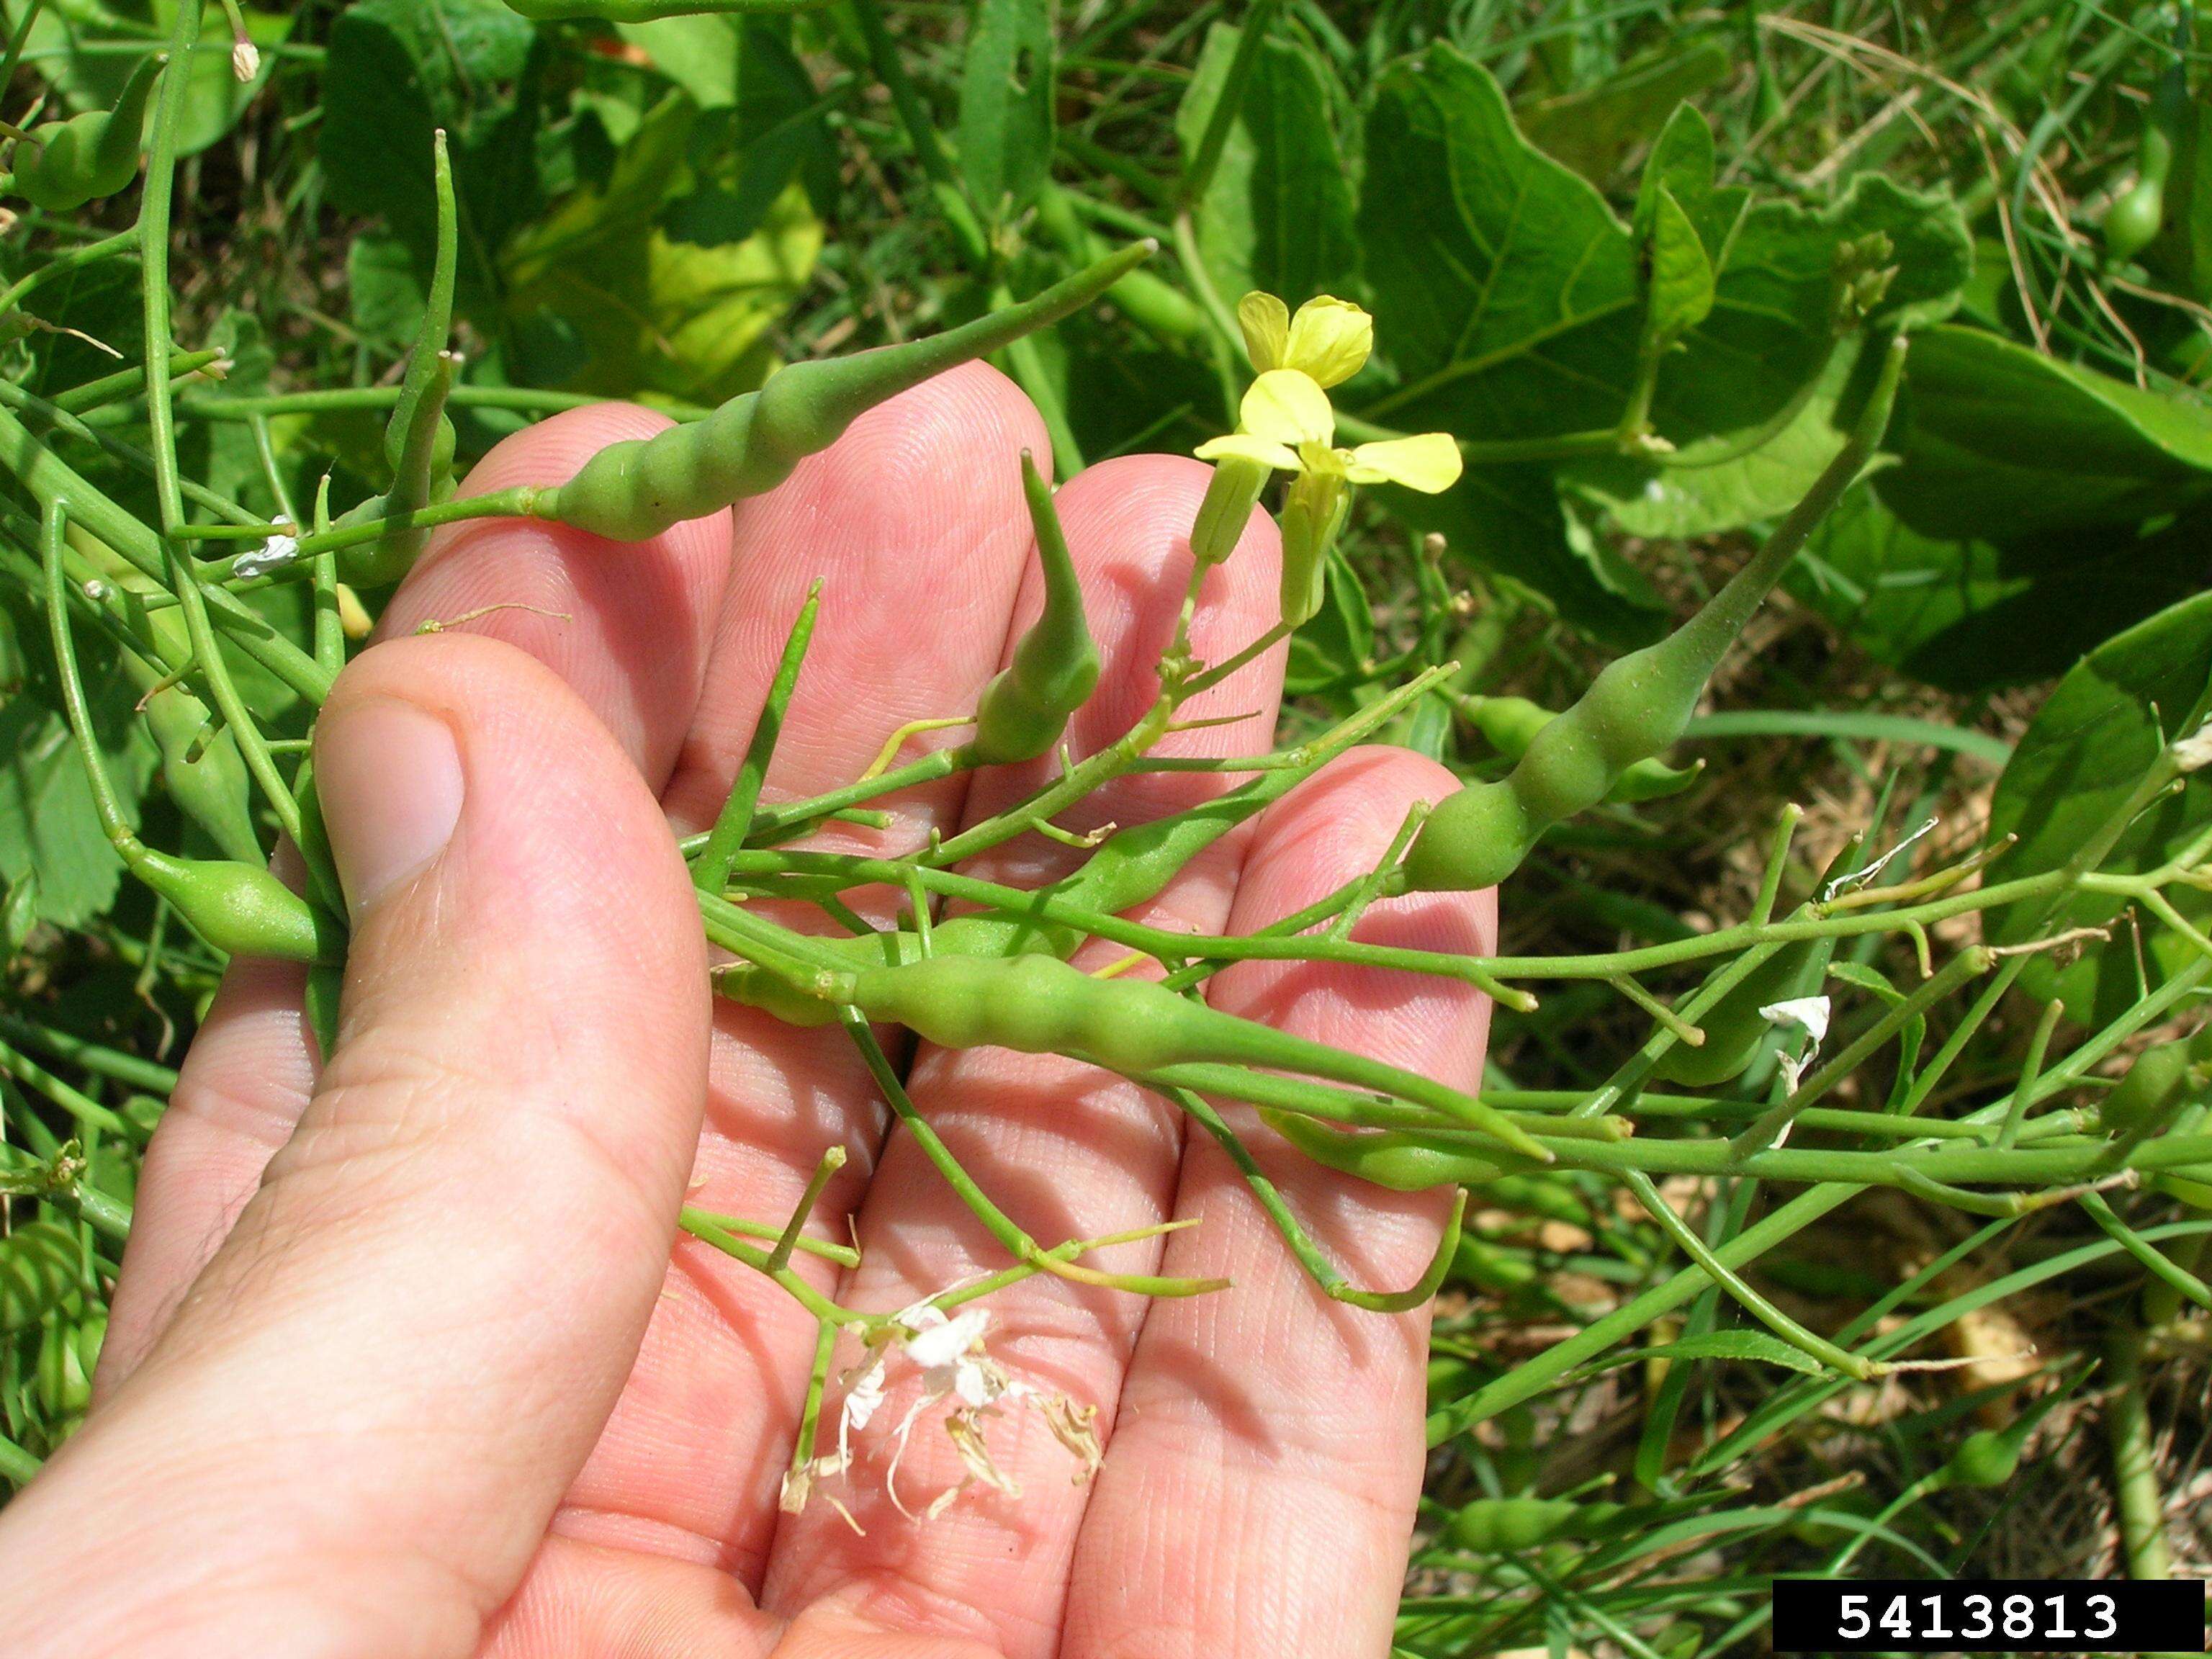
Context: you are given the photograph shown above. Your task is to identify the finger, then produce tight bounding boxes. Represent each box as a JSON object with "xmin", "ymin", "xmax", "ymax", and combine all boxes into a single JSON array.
[
  {"xmin": 763, "ymin": 455, "xmax": 1285, "ymax": 1657},
  {"xmin": 551, "ymin": 362, "xmax": 1057, "ymax": 1583},
  {"xmin": 101, "ymin": 404, "xmax": 737, "ymax": 1388},
  {"xmin": 0, "ymin": 632, "xmax": 711, "ymax": 1658},
  {"xmin": 1063, "ymin": 747, "xmax": 1492, "ymax": 1659}
]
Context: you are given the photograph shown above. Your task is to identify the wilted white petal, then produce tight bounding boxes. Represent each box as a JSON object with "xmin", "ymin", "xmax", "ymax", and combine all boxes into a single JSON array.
[
  {"xmin": 903, "ymin": 1306, "xmax": 989, "ymax": 1372},
  {"xmin": 231, "ymin": 532, "xmax": 300, "ymax": 580},
  {"xmin": 1758, "ymin": 995, "xmax": 1831, "ymax": 1047}
]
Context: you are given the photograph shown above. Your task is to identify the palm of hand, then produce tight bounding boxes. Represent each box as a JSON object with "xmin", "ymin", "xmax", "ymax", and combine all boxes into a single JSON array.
[{"xmin": 4, "ymin": 367, "xmax": 1490, "ymax": 1659}]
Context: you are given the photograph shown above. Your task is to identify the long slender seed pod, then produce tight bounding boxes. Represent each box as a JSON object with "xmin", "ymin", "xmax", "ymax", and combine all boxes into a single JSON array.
[
  {"xmin": 9, "ymin": 53, "xmax": 163, "ymax": 212},
  {"xmin": 1262, "ymin": 1108, "xmax": 1511, "ymax": 1191},
  {"xmin": 339, "ymin": 349, "xmax": 459, "ymax": 587},
  {"xmin": 695, "ymin": 580, "xmax": 822, "ymax": 892},
  {"xmin": 841, "ymin": 952, "xmax": 1550, "ymax": 1159},
  {"xmin": 41, "ymin": 503, "xmax": 341, "ymax": 964},
  {"xmin": 387, "ymin": 130, "xmax": 459, "ymax": 479},
  {"xmin": 540, "ymin": 242, "xmax": 1156, "ymax": 540},
  {"xmin": 1403, "ymin": 334, "xmax": 1908, "ymax": 893},
  {"xmin": 971, "ymin": 454, "xmax": 1100, "ymax": 763}
]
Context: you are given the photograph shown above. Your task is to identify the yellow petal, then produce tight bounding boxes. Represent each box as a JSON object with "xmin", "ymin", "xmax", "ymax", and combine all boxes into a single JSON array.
[
  {"xmin": 1239, "ymin": 369, "xmax": 1335, "ymax": 449},
  {"xmin": 1195, "ymin": 432, "xmax": 1301, "ymax": 472},
  {"xmin": 1344, "ymin": 432, "xmax": 1463, "ymax": 493},
  {"xmin": 1284, "ymin": 296, "xmax": 1373, "ymax": 388},
  {"xmin": 1236, "ymin": 291, "xmax": 1290, "ymax": 372}
]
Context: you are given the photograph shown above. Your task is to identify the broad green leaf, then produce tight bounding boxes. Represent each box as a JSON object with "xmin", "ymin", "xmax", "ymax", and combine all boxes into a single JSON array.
[
  {"xmin": 1391, "ymin": 464, "xmax": 1665, "ymax": 649},
  {"xmin": 958, "ymin": 0, "xmax": 1056, "ymax": 228},
  {"xmin": 617, "ymin": 14, "xmax": 739, "ymax": 108},
  {"xmin": 1880, "ymin": 325, "xmax": 2212, "ymax": 539},
  {"xmin": 1789, "ymin": 483, "xmax": 2212, "ymax": 693},
  {"xmin": 501, "ymin": 98, "xmax": 819, "ymax": 405},
  {"xmin": 1641, "ymin": 185, "xmax": 1714, "ymax": 352},
  {"xmin": 1632, "ymin": 102, "xmax": 1717, "ymax": 241},
  {"xmin": 1984, "ymin": 591, "xmax": 2212, "ymax": 1024},
  {"xmin": 1174, "ymin": 23, "xmax": 1357, "ymax": 306},
  {"xmin": 1519, "ymin": 39, "xmax": 1730, "ymax": 186},
  {"xmin": 1570, "ymin": 333, "xmax": 1871, "ymax": 541},
  {"xmin": 322, "ymin": 0, "xmax": 540, "ymax": 302},
  {"xmin": 0, "ymin": 589, "xmax": 153, "ymax": 930},
  {"xmin": 1357, "ymin": 45, "xmax": 1967, "ymax": 638}
]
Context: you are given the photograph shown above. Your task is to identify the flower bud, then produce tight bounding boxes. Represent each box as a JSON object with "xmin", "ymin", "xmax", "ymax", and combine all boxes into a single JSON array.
[{"xmin": 1189, "ymin": 454, "xmax": 1270, "ymax": 568}]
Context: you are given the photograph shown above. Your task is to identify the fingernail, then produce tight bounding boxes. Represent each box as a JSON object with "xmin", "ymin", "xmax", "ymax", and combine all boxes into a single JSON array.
[{"xmin": 315, "ymin": 699, "xmax": 464, "ymax": 921}]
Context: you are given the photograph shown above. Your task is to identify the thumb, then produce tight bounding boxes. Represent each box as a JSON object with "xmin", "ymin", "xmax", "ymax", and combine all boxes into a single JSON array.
[{"xmin": 0, "ymin": 633, "xmax": 710, "ymax": 1659}]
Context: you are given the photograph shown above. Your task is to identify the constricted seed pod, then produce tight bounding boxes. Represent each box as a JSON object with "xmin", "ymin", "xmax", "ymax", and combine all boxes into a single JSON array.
[
  {"xmin": 9, "ymin": 55, "xmax": 163, "ymax": 213},
  {"xmin": 1403, "ymin": 336, "xmax": 1907, "ymax": 892},
  {"xmin": 541, "ymin": 243, "xmax": 1156, "ymax": 541}
]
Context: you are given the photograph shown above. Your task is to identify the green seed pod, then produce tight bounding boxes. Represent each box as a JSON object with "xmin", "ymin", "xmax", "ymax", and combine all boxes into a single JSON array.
[
  {"xmin": 1261, "ymin": 1107, "xmax": 1505, "ymax": 1192},
  {"xmin": 134, "ymin": 848, "xmax": 344, "ymax": 965},
  {"xmin": 544, "ymin": 243, "xmax": 1156, "ymax": 541},
  {"xmin": 1033, "ymin": 182, "xmax": 1205, "ymax": 343},
  {"xmin": 2104, "ymin": 66, "xmax": 2184, "ymax": 264},
  {"xmin": 1442, "ymin": 1496, "xmax": 1584, "ymax": 1553},
  {"xmin": 1450, "ymin": 1234, "xmax": 1538, "ymax": 1292},
  {"xmin": 971, "ymin": 454, "xmax": 1100, "ymax": 764},
  {"xmin": 132, "ymin": 671, "xmax": 262, "ymax": 866},
  {"xmin": 1461, "ymin": 695, "xmax": 1702, "ymax": 804},
  {"xmin": 2099, "ymin": 1024, "xmax": 2212, "ymax": 1136},
  {"xmin": 1, "ymin": 1222, "xmax": 84, "ymax": 1333},
  {"xmin": 838, "ymin": 953, "xmax": 1547, "ymax": 1157},
  {"xmin": 1651, "ymin": 940, "xmax": 1827, "ymax": 1088},
  {"xmin": 1403, "ymin": 336, "xmax": 1907, "ymax": 892},
  {"xmin": 1943, "ymin": 1428, "xmax": 2020, "ymax": 1490},
  {"xmin": 9, "ymin": 55, "xmax": 163, "ymax": 213},
  {"xmin": 339, "ymin": 349, "xmax": 459, "ymax": 588}
]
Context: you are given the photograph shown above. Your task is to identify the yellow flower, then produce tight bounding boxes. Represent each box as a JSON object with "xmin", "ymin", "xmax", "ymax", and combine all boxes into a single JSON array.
[
  {"xmin": 1196, "ymin": 369, "xmax": 1462, "ymax": 495},
  {"xmin": 1187, "ymin": 291, "xmax": 1462, "ymax": 617},
  {"xmin": 1236, "ymin": 292, "xmax": 1373, "ymax": 387}
]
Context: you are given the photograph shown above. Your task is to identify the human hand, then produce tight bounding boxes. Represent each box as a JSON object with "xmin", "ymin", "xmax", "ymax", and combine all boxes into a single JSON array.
[{"xmin": 0, "ymin": 364, "xmax": 1492, "ymax": 1659}]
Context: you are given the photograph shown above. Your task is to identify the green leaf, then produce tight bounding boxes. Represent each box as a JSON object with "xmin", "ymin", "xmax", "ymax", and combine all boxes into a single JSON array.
[
  {"xmin": 321, "ymin": 0, "xmax": 539, "ymax": 302},
  {"xmin": 1632, "ymin": 102, "xmax": 1717, "ymax": 243},
  {"xmin": 1519, "ymin": 39, "xmax": 1731, "ymax": 186},
  {"xmin": 0, "ymin": 589, "xmax": 153, "ymax": 930},
  {"xmin": 617, "ymin": 14, "xmax": 740, "ymax": 109},
  {"xmin": 1587, "ymin": 1329, "xmax": 1826, "ymax": 1378},
  {"xmin": 1788, "ymin": 482, "xmax": 2212, "ymax": 693},
  {"xmin": 500, "ymin": 97, "xmax": 820, "ymax": 405},
  {"xmin": 1880, "ymin": 325, "xmax": 2212, "ymax": 539},
  {"xmin": 1569, "ymin": 333, "xmax": 1875, "ymax": 541},
  {"xmin": 958, "ymin": 0, "xmax": 1055, "ymax": 228},
  {"xmin": 1175, "ymin": 22, "xmax": 1357, "ymax": 305},
  {"xmin": 1392, "ymin": 462, "xmax": 1665, "ymax": 649},
  {"xmin": 1984, "ymin": 591, "xmax": 2212, "ymax": 1024},
  {"xmin": 1641, "ymin": 184, "xmax": 1714, "ymax": 353}
]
